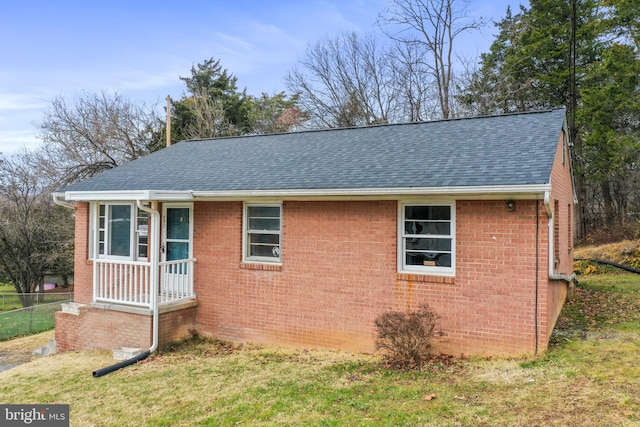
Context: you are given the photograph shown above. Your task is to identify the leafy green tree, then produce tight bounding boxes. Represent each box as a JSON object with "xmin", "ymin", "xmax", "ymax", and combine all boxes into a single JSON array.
[
  {"xmin": 456, "ymin": 6, "xmax": 532, "ymax": 115},
  {"xmin": 579, "ymin": 43, "xmax": 640, "ymax": 226},
  {"xmin": 248, "ymin": 92, "xmax": 307, "ymax": 134},
  {"xmin": 603, "ymin": 0, "xmax": 640, "ymax": 49},
  {"xmin": 166, "ymin": 57, "xmax": 305, "ymax": 143},
  {"xmin": 457, "ymin": 0, "xmax": 610, "ymax": 237},
  {"xmin": 168, "ymin": 58, "xmax": 249, "ymax": 142}
]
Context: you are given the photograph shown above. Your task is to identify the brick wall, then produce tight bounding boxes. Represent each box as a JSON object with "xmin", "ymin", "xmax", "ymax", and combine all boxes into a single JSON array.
[
  {"xmin": 55, "ymin": 305, "xmax": 197, "ymax": 352},
  {"xmin": 192, "ymin": 198, "xmax": 562, "ymax": 356},
  {"xmin": 193, "ymin": 201, "xmax": 396, "ymax": 352},
  {"xmin": 56, "ymin": 307, "xmax": 152, "ymax": 352},
  {"xmin": 546, "ymin": 131, "xmax": 574, "ymax": 337},
  {"xmin": 453, "ymin": 199, "xmax": 549, "ymax": 355},
  {"xmin": 60, "ymin": 133, "xmax": 573, "ymax": 357},
  {"xmin": 72, "ymin": 202, "xmax": 93, "ymax": 305}
]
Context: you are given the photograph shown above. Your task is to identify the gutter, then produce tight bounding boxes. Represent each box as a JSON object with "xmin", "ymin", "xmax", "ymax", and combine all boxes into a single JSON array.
[
  {"xmin": 52, "ymin": 193, "xmax": 75, "ymax": 209},
  {"xmin": 191, "ymin": 184, "xmax": 551, "ymax": 200},
  {"xmin": 544, "ymin": 191, "xmax": 576, "ymax": 283},
  {"xmin": 93, "ymin": 200, "xmax": 161, "ymax": 378},
  {"xmin": 62, "ymin": 184, "xmax": 552, "ymax": 202}
]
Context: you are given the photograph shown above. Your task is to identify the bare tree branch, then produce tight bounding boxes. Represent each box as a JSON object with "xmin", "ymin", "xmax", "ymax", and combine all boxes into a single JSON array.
[
  {"xmin": 286, "ymin": 32, "xmax": 400, "ymax": 128},
  {"xmin": 37, "ymin": 91, "xmax": 160, "ymax": 186},
  {"xmin": 379, "ymin": 0, "xmax": 484, "ymax": 119}
]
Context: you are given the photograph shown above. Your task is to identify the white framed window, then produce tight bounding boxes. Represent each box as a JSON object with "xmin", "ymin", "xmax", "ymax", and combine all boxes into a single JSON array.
[
  {"xmin": 91, "ymin": 202, "xmax": 149, "ymax": 261},
  {"xmin": 243, "ymin": 203, "xmax": 282, "ymax": 263},
  {"xmin": 399, "ymin": 202, "xmax": 455, "ymax": 275}
]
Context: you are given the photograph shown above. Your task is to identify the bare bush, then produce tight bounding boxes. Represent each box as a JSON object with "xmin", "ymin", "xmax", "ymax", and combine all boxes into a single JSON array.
[{"xmin": 374, "ymin": 304, "xmax": 440, "ymax": 369}]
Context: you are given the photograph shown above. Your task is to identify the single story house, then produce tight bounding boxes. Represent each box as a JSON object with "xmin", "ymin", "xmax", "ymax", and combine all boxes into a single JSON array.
[{"xmin": 53, "ymin": 108, "xmax": 575, "ymax": 357}]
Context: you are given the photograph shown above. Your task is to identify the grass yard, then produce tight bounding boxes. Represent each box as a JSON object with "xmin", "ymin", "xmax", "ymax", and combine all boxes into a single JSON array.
[
  {"xmin": 0, "ymin": 303, "xmax": 61, "ymax": 340},
  {"xmin": 1, "ymin": 274, "xmax": 640, "ymax": 426},
  {"xmin": 0, "ymin": 283, "xmax": 21, "ymax": 311},
  {"xmin": 0, "ymin": 284, "xmax": 27, "ymax": 312},
  {"xmin": 0, "ymin": 284, "xmax": 72, "ymax": 312}
]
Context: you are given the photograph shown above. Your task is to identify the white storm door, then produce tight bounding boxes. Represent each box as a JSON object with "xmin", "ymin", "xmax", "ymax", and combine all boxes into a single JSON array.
[{"xmin": 162, "ymin": 204, "xmax": 192, "ymax": 293}]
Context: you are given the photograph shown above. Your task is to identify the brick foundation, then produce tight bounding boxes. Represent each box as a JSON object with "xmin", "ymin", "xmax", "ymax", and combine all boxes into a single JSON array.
[{"xmin": 55, "ymin": 303, "xmax": 197, "ymax": 353}]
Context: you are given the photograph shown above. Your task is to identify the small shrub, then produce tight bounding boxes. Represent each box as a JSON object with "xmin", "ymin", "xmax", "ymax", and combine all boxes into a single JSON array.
[{"xmin": 374, "ymin": 304, "xmax": 440, "ymax": 370}]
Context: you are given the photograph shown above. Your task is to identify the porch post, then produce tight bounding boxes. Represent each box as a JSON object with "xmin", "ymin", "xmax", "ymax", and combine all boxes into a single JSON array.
[
  {"xmin": 149, "ymin": 201, "xmax": 159, "ymax": 313},
  {"xmin": 91, "ymin": 201, "xmax": 100, "ymax": 303}
]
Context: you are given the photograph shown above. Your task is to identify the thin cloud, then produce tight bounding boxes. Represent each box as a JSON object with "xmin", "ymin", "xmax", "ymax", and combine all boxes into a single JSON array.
[
  {"xmin": 0, "ymin": 93, "xmax": 48, "ymax": 112},
  {"xmin": 0, "ymin": 130, "xmax": 40, "ymax": 154}
]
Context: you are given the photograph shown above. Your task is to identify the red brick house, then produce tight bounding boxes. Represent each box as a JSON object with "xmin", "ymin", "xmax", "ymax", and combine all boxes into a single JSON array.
[{"xmin": 53, "ymin": 109, "xmax": 575, "ymax": 357}]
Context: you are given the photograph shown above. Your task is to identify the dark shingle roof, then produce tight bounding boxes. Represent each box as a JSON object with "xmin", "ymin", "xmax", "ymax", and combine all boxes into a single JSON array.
[{"xmin": 58, "ymin": 109, "xmax": 566, "ymax": 194}]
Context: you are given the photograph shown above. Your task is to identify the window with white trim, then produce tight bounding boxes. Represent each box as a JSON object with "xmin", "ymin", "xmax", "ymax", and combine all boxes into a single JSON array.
[
  {"xmin": 94, "ymin": 202, "xmax": 148, "ymax": 260},
  {"xmin": 400, "ymin": 203, "xmax": 455, "ymax": 274},
  {"xmin": 244, "ymin": 203, "xmax": 282, "ymax": 263}
]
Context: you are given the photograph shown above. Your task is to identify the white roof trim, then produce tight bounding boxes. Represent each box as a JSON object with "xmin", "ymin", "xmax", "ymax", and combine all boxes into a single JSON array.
[
  {"xmin": 61, "ymin": 190, "xmax": 194, "ymax": 202},
  {"xmin": 58, "ymin": 184, "xmax": 550, "ymax": 202},
  {"xmin": 192, "ymin": 184, "xmax": 551, "ymax": 200}
]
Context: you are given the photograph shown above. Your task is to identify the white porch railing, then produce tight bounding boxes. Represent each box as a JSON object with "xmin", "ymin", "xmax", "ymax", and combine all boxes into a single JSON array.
[
  {"xmin": 94, "ymin": 259, "xmax": 196, "ymax": 308},
  {"xmin": 159, "ymin": 259, "xmax": 196, "ymax": 303}
]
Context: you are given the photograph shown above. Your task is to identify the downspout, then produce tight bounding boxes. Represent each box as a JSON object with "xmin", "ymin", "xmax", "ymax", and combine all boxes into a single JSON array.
[
  {"xmin": 136, "ymin": 200, "xmax": 161, "ymax": 354},
  {"xmin": 535, "ymin": 204, "xmax": 540, "ymax": 355},
  {"xmin": 544, "ymin": 191, "xmax": 577, "ymax": 283},
  {"xmin": 92, "ymin": 200, "xmax": 160, "ymax": 377}
]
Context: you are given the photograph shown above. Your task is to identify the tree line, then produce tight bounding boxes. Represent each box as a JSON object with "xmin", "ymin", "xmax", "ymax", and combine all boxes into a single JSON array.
[{"xmin": 1, "ymin": 0, "xmax": 638, "ymax": 303}]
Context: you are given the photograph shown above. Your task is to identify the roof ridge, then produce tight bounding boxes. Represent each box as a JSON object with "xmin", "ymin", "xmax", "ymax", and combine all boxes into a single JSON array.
[{"xmin": 182, "ymin": 108, "xmax": 565, "ymax": 144}]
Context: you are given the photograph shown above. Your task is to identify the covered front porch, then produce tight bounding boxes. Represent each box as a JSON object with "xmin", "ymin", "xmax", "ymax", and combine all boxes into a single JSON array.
[
  {"xmin": 93, "ymin": 258, "xmax": 196, "ymax": 309},
  {"xmin": 85, "ymin": 198, "xmax": 197, "ymax": 310},
  {"xmin": 52, "ymin": 192, "xmax": 201, "ymax": 352}
]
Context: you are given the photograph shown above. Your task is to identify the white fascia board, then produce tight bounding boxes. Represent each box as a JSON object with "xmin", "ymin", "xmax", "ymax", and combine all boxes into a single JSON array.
[
  {"xmin": 192, "ymin": 184, "xmax": 552, "ymax": 201},
  {"xmin": 60, "ymin": 184, "xmax": 551, "ymax": 202},
  {"xmin": 62, "ymin": 190, "xmax": 194, "ymax": 202}
]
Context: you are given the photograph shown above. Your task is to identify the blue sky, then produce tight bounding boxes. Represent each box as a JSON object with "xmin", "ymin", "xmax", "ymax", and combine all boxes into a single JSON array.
[{"xmin": 0, "ymin": 0, "xmax": 527, "ymax": 154}]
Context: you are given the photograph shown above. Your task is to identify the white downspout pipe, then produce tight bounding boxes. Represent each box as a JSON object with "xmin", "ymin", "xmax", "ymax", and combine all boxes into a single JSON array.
[
  {"xmin": 92, "ymin": 200, "xmax": 161, "ymax": 377},
  {"xmin": 136, "ymin": 200, "xmax": 161, "ymax": 353},
  {"xmin": 544, "ymin": 191, "xmax": 576, "ymax": 283}
]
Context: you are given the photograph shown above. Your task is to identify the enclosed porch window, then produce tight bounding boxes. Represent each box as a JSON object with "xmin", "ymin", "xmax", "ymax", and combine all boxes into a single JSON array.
[
  {"xmin": 89, "ymin": 201, "xmax": 195, "ymax": 308},
  {"xmin": 95, "ymin": 202, "xmax": 148, "ymax": 261}
]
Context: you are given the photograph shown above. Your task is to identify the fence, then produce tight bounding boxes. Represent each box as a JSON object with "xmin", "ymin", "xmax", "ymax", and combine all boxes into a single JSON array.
[
  {"xmin": 0, "ymin": 296, "xmax": 73, "ymax": 341},
  {"xmin": 0, "ymin": 292, "xmax": 73, "ymax": 312}
]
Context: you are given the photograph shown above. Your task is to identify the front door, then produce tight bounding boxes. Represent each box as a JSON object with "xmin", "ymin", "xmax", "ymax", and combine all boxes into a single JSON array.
[{"xmin": 162, "ymin": 204, "xmax": 192, "ymax": 293}]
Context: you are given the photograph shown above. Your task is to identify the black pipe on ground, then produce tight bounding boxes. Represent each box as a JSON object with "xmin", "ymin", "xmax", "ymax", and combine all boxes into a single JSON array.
[
  {"xmin": 92, "ymin": 350, "xmax": 151, "ymax": 378},
  {"xmin": 574, "ymin": 258, "xmax": 640, "ymax": 275}
]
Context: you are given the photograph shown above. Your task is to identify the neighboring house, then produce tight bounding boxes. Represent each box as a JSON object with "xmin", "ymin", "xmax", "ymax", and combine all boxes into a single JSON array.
[{"xmin": 53, "ymin": 109, "xmax": 575, "ymax": 357}]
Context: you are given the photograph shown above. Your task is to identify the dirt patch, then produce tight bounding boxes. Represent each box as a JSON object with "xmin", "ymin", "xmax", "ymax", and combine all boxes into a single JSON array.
[
  {"xmin": 0, "ymin": 330, "xmax": 55, "ymax": 372},
  {"xmin": 0, "ymin": 353, "xmax": 29, "ymax": 372}
]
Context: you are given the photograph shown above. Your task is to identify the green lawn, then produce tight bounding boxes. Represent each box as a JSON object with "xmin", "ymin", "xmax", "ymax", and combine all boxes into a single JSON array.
[
  {"xmin": 0, "ymin": 293, "xmax": 27, "ymax": 311},
  {"xmin": 0, "ymin": 303, "xmax": 62, "ymax": 340},
  {"xmin": 1, "ymin": 292, "xmax": 72, "ymax": 312},
  {"xmin": 1, "ymin": 273, "xmax": 639, "ymax": 426}
]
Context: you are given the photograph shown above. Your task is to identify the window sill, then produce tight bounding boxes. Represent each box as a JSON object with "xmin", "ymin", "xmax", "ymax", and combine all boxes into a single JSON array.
[
  {"xmin": 396, "ymin": 272, "xmax": 455, "ymax": 284},
  {"xmin": 240, "ymin": 262, "xmax": 282, "ymax": 272}
]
